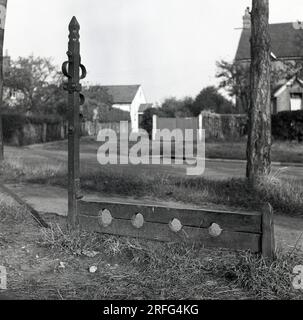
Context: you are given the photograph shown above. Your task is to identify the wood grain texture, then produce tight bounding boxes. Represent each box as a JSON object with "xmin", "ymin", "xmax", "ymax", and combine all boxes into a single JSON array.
[
  {"xmin": 79, "ymin": 215, "xmax": 261, "ymax": 252},
  {"xmin": 261, "ymin": 203, "xmax": 275, "ymax": 260},
  {"xmin": 79, "ymin": 200, "xmax": 262, "ymax": 233}
]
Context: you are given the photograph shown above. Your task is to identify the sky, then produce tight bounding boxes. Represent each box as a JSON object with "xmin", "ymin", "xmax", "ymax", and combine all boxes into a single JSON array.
[{"xmin": 3, "ymin": 0, "xmax": 303, "ymax": 103}]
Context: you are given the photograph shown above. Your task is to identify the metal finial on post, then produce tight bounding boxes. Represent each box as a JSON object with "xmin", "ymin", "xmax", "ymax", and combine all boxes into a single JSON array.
[
  {"xmin": 62, "ymin": 17, "xmax": 86, "ymax": 227},
  {"xmin": 69, "ymin": 16, "xmax": 80, "ymax": 29},
  {"xmin": 68, "ymin": 17, "xmax": 80, "ymax": 42}
]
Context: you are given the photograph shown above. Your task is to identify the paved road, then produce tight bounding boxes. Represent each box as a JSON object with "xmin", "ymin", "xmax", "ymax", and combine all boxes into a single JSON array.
[{"xmin": 4, "ymin": 145, "xmax": 303, "ymax": 182}]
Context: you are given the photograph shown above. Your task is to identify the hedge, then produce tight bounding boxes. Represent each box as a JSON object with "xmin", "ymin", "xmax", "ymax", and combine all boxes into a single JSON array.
[
  {"xmin": 272, "ymin": 110, "xmax": 303, "ymax": 142},
  {"xmin": 2, "ymin": 113, "xmax": 64, "ymax": 143}
]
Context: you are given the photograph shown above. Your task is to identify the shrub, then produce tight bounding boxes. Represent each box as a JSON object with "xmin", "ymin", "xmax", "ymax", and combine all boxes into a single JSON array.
[
  {"xmin": 272, "ymin": 110, "xmax": 303, "ymax": 142},
  {"xmin": 2, "ymin": 113, "xmax": 25, "ymax": 142}
]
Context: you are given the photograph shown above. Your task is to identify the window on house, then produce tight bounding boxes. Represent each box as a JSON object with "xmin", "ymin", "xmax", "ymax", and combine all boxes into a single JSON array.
[{"xmin": 290, "ymin": 93, "xmax": 303, "ymax": 111}]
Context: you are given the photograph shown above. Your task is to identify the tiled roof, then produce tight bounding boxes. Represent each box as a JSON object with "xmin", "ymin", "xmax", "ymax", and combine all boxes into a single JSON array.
[
  {"xmin": 235, "ymin": 23, "xmax": 303, "ymax": 61},
  {"xmin": 138, "ymin": 103, "xmax": 153, "ymax": 113},
  {"xmin": 101, "ymin": 85, "xmax": 140, "ymax": 104}
]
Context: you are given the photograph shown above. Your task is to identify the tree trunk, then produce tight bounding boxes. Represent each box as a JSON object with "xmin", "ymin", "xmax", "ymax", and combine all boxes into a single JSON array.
[
  {"xmin": 246, "ymin": 0, "xmax": 272, "ymax": 185},
  {"xmin": 0, "ymin": 0, "xmax": 8, "ymax": 161}
]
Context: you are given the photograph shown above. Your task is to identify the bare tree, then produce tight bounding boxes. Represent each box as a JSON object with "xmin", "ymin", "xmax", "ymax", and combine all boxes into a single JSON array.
[
  {"xmin": 246, "ymin": 0, "xmax": 272, "ymax": 184},
  {"xmin": 0, "ymin": 0, "xmax": 7, "ymax": 161}
]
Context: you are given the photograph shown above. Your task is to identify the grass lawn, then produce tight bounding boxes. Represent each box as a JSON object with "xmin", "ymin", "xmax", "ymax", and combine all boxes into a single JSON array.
[
  {"xmin": 0, "ymin": 194, "xmax": 302, "ymax": 300},
  {"xmin": 205, "ymin": 140, "xmax": 303, "ymax": 163}
]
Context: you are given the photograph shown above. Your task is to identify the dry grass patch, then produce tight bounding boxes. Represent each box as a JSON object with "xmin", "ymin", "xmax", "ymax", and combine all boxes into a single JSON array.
[
  {"xmin": 38, "ymin": 223, "xmax": 303, "ymax": 300},
  {"xmin": 231, "ymin": 250, "xmax": 303, "ymax": 300}
]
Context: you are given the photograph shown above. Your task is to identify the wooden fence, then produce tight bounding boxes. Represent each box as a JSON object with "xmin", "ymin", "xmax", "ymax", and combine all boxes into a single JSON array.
[
  {"xmin": 78, "ymin": 199, "xmax": 275, "ymax": 259},
  {"xmin": 152, "ymin": 112, "xmax": 247, "ymax": 142},
  {"xmin": 155, "ymin": 116, "xmax": 199, "ymax": 141}
]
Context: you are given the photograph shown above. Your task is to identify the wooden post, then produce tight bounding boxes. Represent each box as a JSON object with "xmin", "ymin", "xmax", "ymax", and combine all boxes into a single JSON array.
[
  {"xmin": 62, "ymin": 17, "xmax": 86, "ymax": 227},
  {"xmin": 261, "ymin": 203, "xmax": 275, "ymax": 260},
  {"xmin": 152, "ymin": 114, "xmax": 157, "ymax": 141},
  {"xmin": 198, "ymin": 112, "xmax": 203, "ymax": 141},
  {"xmin": 0, "ymin": 0, "xmax": 7, "ymax": 161}
]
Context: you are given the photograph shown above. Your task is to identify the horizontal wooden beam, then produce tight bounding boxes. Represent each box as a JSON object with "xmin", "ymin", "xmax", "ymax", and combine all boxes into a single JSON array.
[
  {"xmin": 78, "ymin": 199, "xmax": 264, "ymax": 253},
  {"xmin": 79, "ymin": 200, "xmax": 262, "ymax": 234},
  {"xmin": 79, "ymin": 215, "xmax": 261, "ymax": 252}
]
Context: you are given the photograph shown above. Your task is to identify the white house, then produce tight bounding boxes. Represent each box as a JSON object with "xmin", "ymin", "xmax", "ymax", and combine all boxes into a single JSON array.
[{"xmin": 101, "ymin": 85, "xmax": 148, "ymax": 132}]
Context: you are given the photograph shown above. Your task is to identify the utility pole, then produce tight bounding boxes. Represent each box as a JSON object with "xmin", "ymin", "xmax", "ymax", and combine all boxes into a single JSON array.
[
  {"xmin": 0, "ymin": 0, "xmax": 7, "ymax": 161},
  {"xmin": 246, "ymin": 0, "xmax": 272, "ymax": 185}
]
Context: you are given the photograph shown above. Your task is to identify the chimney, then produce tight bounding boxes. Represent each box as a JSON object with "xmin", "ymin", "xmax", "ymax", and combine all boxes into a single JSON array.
[{"xmin": 243, "ymin": 7, "xmax": 251, "ymax": 29}]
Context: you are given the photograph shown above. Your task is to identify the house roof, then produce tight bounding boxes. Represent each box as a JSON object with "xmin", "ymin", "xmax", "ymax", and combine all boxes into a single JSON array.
[
  {"xmin": 273, "ymin": 75, "xmax": 303, "ymax": 98},
  {"xmin": 101, "ymin": 85, "xmax": 140, "ymax": 104},
  {"xmin": 235, "ymin": 23, "xmax": 303, "ymax": 61},
  {"xmin": 138, "ymin": 103, "xmax": 153, "ymax": 113}
]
